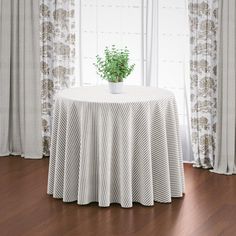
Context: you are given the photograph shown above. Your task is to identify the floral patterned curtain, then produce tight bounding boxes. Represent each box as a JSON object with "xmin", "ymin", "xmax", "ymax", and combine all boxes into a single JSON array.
[
  {"xmin": 188, "ymin": 0, "xmax": 218, "ymax": 168},
  {"xmin": 40, "ymin": 0, "xmax": 75, "ymax": 155}
]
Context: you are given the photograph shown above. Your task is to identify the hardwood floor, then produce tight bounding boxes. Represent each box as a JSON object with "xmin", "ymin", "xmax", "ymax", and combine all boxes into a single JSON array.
[{"xmin": 0, "ymin": 157, "xmax": 235, "ymax": 236}]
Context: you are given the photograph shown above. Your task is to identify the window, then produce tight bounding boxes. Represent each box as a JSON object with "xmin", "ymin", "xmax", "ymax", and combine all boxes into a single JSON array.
[
  {"xmin": 75, "ymin": 0, "xmax": 189, "ymax": 91},
  {"xmin": 75, "ymin": 0, "xmax": 144, "ymax": 86}
]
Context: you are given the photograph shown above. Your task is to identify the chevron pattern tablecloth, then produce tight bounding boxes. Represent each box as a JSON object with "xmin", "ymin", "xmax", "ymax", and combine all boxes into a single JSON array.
[{"xmin": 47, "ymin": 86, "xmax": 185, "ymax": 208}]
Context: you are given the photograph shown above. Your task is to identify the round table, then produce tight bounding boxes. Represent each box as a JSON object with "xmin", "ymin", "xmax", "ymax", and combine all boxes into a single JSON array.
[{"xmin": 47, "ymin": 86, "xmax": 185, "ymax": 208}]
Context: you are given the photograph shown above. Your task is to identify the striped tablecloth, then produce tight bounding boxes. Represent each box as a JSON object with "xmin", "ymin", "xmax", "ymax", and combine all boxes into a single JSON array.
[{"xmin": 47, "ymin": 86, "xmax": 185, "ymax": 208}]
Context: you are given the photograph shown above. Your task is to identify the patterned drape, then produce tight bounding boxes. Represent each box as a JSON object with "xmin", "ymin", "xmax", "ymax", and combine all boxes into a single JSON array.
[
  {"xmin": 40, "ymin": 0, "xmax": 75, "ymax": 155},
  {"xmin": 188, "ymin": 0, "xmax": 218, "ymax": 168}
]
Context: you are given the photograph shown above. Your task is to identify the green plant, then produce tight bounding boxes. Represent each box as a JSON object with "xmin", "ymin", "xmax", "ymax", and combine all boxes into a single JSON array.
[{"xmin": 94, "ymin": 45, "xmax": 135, "ymax": 83}]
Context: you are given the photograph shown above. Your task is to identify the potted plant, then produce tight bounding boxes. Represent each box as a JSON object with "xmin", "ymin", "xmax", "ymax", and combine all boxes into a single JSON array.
[{"xmin": 94, "ymin": 45, "xmax": 135, "ymax": 94}]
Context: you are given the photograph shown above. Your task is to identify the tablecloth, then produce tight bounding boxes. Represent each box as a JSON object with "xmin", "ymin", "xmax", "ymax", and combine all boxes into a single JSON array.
[{"xmin": 47, "ymin": 86, "xmax": 185, "ymax": 208}]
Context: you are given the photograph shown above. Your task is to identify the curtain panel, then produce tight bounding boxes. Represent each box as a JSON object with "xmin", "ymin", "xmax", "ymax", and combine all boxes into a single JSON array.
[
  {"xmin": 40, "ymin": 0, "xmax": 75, "ymax": 155},
  {"xmin": 212, "ymin": 0, "xmax": 236, "ymax": 175},
  {"xmin": 0, "ymin": 0, "xmax": 42, "ymax": 158},
  {"xmin": 188, "ymin": 0, "xmax": 218, "ymax": 168}
]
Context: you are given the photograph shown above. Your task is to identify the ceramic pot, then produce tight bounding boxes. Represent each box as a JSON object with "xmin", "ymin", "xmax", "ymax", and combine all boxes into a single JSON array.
[{"xmin": 108, "ymin": 82, "xmax": 123, "ymax": 94}]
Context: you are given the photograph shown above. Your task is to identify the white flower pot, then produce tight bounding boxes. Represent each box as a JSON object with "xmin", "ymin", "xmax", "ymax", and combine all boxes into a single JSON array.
[{"xmin": 108, "ymin": 82, "xmax": 123, "ymax": 94}]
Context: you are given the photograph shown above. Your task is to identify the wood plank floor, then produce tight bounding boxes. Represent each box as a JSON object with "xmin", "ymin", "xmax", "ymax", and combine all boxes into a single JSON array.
[{"xmin": 0, "ymin": 157, "xmax": 235, "ymax": 236}]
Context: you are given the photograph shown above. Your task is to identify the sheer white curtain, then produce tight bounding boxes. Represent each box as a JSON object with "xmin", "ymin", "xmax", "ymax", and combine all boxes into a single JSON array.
[
  {"xmin": 75, "ymin": 0, "xmax": 193, "ymax": 162},
  {"xmin": 145, "ymin": 0, "xmax": 193, "ymax": 162}
]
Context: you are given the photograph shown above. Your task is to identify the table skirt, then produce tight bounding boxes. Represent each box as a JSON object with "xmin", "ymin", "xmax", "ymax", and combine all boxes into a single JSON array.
[{"xmin": 47, "ymin": 96, "xmax": 185, "ymax": 208}]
